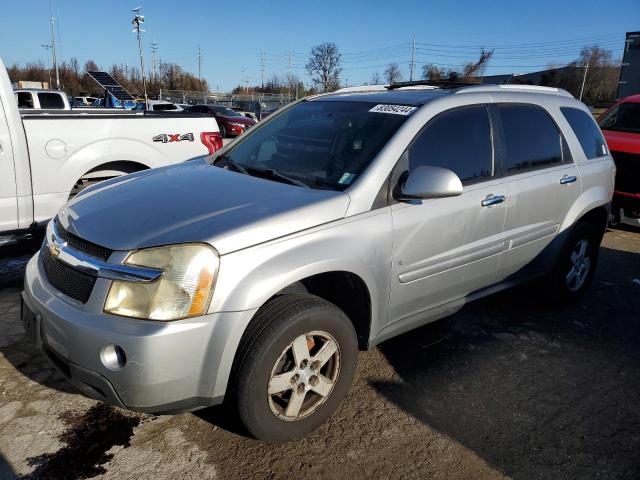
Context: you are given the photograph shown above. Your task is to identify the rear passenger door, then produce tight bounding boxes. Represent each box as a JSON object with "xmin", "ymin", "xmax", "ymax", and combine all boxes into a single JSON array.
[
  {"xmin": 389, "ymin": 106, "xmax": 508, "ymax": 324},
  {"xmin": 495, "ymin": 104, "xmax": 581, "ymax": 281}
]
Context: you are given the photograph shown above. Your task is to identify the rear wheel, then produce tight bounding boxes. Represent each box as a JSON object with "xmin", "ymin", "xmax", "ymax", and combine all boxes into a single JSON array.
[
  {"xmin": 219, "ymin": 124, "xmax": 227, "ymax": 138},
  {"xmin": 230, "ymin": 294, "xmax": 358, "ymax": 443},
  {"xmin": 548, "ymin": 221, "xmax": 601, "ymax": 301}
]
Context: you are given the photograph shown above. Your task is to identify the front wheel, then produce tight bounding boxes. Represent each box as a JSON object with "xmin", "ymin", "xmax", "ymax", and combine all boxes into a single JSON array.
[{"xmin": 230, "ymin": 294, "xmax": 358, "ymax": 443}]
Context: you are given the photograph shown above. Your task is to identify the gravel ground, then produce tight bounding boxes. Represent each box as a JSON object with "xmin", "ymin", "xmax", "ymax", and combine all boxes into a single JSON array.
[{"xmin": 0, "ymin": 227, "xmax": 639, "ymax": 480}]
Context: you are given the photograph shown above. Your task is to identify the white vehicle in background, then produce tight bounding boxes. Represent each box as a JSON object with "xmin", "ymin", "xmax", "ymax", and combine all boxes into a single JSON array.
[
  {"xmin": 73, "ymin": 96, "xmax": 99, "ymax": 107},
  {"xmin": 134, "ymin": 100, "xmax": 184, "ymax": 112},
  {"xmin": 15, "ymin": 89, "xmax": 72, "ymax": 110},
  {"xmin": 0, "ymin": 58, "xmax": 222, "ymax": 245}
]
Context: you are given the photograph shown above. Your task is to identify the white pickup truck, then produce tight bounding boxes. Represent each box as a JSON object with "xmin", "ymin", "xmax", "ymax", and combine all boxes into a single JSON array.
[{"xmin": 0, "ymin": 58, "xmax": 222, "ymax": 245}]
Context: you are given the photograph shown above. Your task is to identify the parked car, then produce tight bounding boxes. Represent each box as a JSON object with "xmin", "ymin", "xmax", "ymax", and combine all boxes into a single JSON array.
[
  {"xmin": 598, "ymin": 94, "xmax": 640, "ymax": 227},
  {"xmin": 22, "ymin": 82, "xmax": 613, "ymax": 443},
  {"xmin": 0, "ymin": 58, "xmax": 223, "ymax": 245},
  {"xmin": 186, "ymin": 104, "xmax": 257, "ymax": 137},
  {"xmin": 14, "ymin": 89, "xmax": 71, "ymax": 110},
  {"xmin": 230, "ymin": 106, "xmax": 258, "ymax": 121},
  {"xmin": 134, "ymin": 100, "xmax": 184, "ymax": 112}
]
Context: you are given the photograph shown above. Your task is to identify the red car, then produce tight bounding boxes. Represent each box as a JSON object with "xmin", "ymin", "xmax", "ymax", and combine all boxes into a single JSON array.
[
  {"xmin": 187, "ymin": 104, "xmax": 257, "ymax": 138},
  {"xmin": 598, "ymin": 94, "xmax": 640, "ymax": 227}
]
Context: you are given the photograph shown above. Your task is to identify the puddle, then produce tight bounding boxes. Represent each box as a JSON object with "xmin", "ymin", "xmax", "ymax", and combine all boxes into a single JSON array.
[{"xmin": 20, "ymin": 404, "xmax": 141, "ymax": 479}]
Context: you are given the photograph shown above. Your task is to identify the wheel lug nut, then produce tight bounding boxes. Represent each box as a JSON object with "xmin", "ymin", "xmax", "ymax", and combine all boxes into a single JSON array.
[
  {"xmin": 297, "ymin": 383, "xmax": 305, "ymax": 394},
  {"xmin": 300, "ymin": 360, "xmax": 308, "ymax": 369},
  {"xmin": 311, "ymin": 361, "xmax": 320, "ymax": 371},
  {"xmin": 309, "ymin": 375, "xmax": 319, "ymax": 386},
  {"xmin": 291, "ymin": 374, "xmax": 300, "ymax": 384}
]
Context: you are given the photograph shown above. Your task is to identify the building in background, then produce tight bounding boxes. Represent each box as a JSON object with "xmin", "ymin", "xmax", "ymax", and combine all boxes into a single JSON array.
[{"xmin": 618, "ymin": 32, "xmax": 640, "ymax": 99}]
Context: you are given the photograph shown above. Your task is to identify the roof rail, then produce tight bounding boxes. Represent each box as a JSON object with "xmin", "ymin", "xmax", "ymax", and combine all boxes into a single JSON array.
[
  {"xmin": 333, "ymin": 85, "xmax": 388, "ymax": 94},
  {"xmin": 388, "ymin": 80, "xmax": 477, "ymax": 90},
  {"xmin": 455, "ymin": 84, "xmax": 574, "ymax": 98}
]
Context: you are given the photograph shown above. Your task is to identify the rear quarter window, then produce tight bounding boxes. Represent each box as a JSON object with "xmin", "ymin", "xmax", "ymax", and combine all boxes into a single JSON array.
[
  {"xmin": 561, "ymin": 107, "xmax": 608, "ymax": 159},
  {"xmin": 38, "ymin": 92, "xmax": 65, "ymax": 109}
]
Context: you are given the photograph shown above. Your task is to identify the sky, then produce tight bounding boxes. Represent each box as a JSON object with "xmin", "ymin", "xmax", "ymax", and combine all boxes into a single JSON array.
[{"xmin": 0, "ymin": 0, "xmax": 638, "ymax": 92}]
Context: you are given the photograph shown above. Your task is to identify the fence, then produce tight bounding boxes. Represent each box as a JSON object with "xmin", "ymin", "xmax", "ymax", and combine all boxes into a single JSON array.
[{"xmin": 158, "ymin": 89, "xmax": 293, "ymax": 114}]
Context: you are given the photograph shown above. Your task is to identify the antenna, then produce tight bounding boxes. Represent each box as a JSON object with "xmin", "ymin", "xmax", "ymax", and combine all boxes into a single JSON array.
[{"xmin": 150, "ymin": 36, "xmax": 158, "ymax": 83}]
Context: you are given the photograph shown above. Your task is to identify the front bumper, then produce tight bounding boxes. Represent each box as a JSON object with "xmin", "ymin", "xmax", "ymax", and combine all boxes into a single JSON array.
[{"xmin": 22, "ymin": 252, "xmax": 257, "ymax": 413}]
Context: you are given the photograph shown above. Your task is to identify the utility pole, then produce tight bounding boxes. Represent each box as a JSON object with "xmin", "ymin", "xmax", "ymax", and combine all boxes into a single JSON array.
[
  {"xmin": 579, "ymin": 62, "xmax": 589, "ymax": 101},
  {"xmin": 131, "ymin": 7, "xmax": 148, "ymax": 107},
  {"xmin": 409, "ymin": 34, "xmax": 416, "ymax": 82},
  {"xmin": 287, "ymin": 49, "xmax": 292, "ymax": 99},
  {"xmin": 241, "ymin": 70, "xmax": 245, "ymax": 93},
  {"xmin": 49, "ymin": 0, "xmax": 60, "ymax": 89},
  {"xmin": 260, "ymin": 50, "xmax": 266, "ymax": 89},
  {"xmin": 150, "ymin": 36, "xmax": 158, "ymax": 83},
  {"xmin": 41, "ymin": 44, "xmax": 53, "ymax": 88},
  {"xmin": 197, "ymin": 45, "xmax": 205, "ymax": 102}
]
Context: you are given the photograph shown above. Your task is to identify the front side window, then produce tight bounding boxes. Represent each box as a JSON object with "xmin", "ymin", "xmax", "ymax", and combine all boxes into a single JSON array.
[
  {"xmin": 408, "ymin": 106, "xmax": 493, "ymax": 182},
  {"xmin": 598, "ymin": 102, "xmax": 640, "ymax": 134},
  {"xmin": 499, "ymin": 105, "xmax": 563, "ymax": 173},
  {"xmin": 561, "ymin": 107, "xmax": 608, "ymax": 159},
  {"xmin": 219, "ymin": 100, "xmax": 410, "ymax": 190},
  {"xmin": 38, "ymin": 92, "xmax": 65, "ymax": 109}
]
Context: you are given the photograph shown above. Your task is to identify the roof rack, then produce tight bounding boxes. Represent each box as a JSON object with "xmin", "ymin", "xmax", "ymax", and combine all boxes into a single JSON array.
[
  {"xmin": 455, "ymin": 84, "xmax": 574, "ymax": 98},
  {"xmin": 387, "ymin": 80, "xmax": 478, "ymax": 90},
  {"xmin": 333, "ymin": 85, "xmax": 388, "ymax": 94}
]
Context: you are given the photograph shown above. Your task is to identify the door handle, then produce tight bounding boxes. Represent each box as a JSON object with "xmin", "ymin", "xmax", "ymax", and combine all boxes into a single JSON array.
[
  {"xmin": 560, "ymin": 175, "xmax": 577, "ymax": 185},
  {"xmin": 481, "ymin": 194, "xmax": 505, "ymax": 207}
]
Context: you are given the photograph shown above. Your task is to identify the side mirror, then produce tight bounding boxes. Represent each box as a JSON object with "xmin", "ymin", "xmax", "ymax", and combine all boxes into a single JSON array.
[{"xmin": 396, "ymin": 165, "xmax": 463, "ymax": 201}]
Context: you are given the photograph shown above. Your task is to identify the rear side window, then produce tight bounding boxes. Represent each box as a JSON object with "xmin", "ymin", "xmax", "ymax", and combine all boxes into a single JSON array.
[
  {"xmin": 498, "ymin": 105, "xmax": 563, "ymax": 173},
  {"xmin": 408, "ymin": 106, "xmax": 493, "ymax": 182},
  {"xmin": 38, "ymin": 92, "xmax": 65, "ymax": 109},
  {"xmin": 561, "ymin": 107, "xmax": 607, "ymax": 159},
  {"xmin": 16, "ymin": 92, "xmax": 34, "ymax": 108}
]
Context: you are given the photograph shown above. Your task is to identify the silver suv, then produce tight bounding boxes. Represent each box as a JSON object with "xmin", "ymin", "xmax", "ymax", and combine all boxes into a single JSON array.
[{"xmin": 22, "ymin": 83, "xmax": 615, "ymax": 442}]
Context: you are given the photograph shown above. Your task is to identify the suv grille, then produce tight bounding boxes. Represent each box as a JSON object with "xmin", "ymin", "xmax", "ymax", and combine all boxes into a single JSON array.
[
  {"xmin": 55, "ymin": 219, "xmax": 113, "ymax": 261},
  {"xmin": 41, "ymin": 246, "xmax": 97, "ymax": 303},
  {"xmin": 610, "ymin": 150, "xmax": 639, "ymax": 194}
]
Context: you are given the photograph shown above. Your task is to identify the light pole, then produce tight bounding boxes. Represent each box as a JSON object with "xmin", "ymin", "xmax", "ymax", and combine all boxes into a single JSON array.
[
  {"xmin": 132, "ymin": 6, "xmax": 148, "ymax": 108},
  {"xmin": 41, "ymin": 44, "xmax": 53, "ymax": 88}
]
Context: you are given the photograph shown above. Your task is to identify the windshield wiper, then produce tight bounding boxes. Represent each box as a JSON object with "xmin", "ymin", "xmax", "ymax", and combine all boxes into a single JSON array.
[
  {"xmin": 213, "ymin": 154, "xmax": 248, "ymax": 175},
  {"xmin": 247, "ymin": 167, "xmax": 310, "ymax": 188}
]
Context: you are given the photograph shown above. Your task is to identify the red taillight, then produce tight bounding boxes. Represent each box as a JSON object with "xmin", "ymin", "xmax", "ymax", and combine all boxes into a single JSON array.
[{"xmin": 200, "ymin": 131, "xmax": 223, "ymax": 154}]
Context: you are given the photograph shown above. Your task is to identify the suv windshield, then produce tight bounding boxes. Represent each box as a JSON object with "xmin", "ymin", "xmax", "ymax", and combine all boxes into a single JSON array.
[
  {"xmin": 598, "ymin": 102, "xmax": 640, "ymax": 133},
  {"xmin": 216, "ymin": 100, "xmax": 411, "ymax": 190}
]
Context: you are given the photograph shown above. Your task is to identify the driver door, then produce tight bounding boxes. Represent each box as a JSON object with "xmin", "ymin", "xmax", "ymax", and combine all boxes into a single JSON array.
[{"xmin": 388, "ymin": 105, "xmax": 508, "ymax": 324}]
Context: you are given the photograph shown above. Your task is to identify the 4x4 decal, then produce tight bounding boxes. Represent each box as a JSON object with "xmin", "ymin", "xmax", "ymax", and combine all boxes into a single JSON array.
[{"xmin": 153, "ymin": 133, "xmax": 194, "ymax": 143}]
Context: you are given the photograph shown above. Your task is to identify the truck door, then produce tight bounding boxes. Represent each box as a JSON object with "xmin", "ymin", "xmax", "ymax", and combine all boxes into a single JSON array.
[{"xmin": 0, "ymin": 95, "xmax": 18, "ymax": 232}]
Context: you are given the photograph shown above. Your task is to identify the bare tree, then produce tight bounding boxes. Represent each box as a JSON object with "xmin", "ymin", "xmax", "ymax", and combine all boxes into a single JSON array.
[
  {"xmin": 421, "ymin": 64, "xmax": 446, "ymax": 81},
  {"xmin": 371, "ymin": 71, "xmax": 382, "ymax": 84},
  {"xmin": 461, "ymin": 48, "xmax": 494, "ymax": 81},
  {"xmin": 385, "ymin": 63, "xmax": 403, "ymax": 84},
  {"xmin": 305, "ymin": 42, "xmax": 342, "ymax": 92}
]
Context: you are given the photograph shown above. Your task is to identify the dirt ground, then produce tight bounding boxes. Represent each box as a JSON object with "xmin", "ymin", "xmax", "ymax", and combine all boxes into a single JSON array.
[{"xmin": 1, "ymin": 226, "xmax": 639, "ymax": 480}]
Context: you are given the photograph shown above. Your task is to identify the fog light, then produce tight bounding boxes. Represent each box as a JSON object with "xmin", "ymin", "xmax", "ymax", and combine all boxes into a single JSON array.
[{"xmin": 101, "ymin": 344, "xmax": 126, "ymax": 371}]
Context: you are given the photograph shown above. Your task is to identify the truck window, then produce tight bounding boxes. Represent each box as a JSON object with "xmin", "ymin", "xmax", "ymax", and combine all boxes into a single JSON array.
[
  {"xmin": 408, "ymin": 106, "xmax": 493, "ymax": 182},
  {"xmin": 16, "ymin": 92, "xmax": 34, "ymax": 108},
  {"xmin": 561, "ymin": 107, "xmax": 608, "ymax": 159},
  {"xmin": 598, "ymin": 102, "xmax": 640, "ymax": 134},
  {"xmin": 38, "ymin": 92, "xmax": 65, "ymax": 109},
  {"xmin": 498, "ymin": 105, "xmax": 563, "ymax": 173}
]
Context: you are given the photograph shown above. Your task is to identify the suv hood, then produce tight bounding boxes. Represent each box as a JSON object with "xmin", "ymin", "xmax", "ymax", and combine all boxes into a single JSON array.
[{"xmin": 58, "ymin": 160, "xmax": 350, "ymax": 254}]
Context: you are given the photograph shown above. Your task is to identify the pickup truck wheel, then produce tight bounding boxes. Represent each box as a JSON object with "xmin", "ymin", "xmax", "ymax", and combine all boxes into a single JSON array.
[
  {"xmin": 548, "ymin": 221, "xmax": 600, "ymax": 301},
  {"xmin": 232, "ymin": 294, "xmax": 357, "ymax": 443},
  {"xmin": 219, "ymin": 125, "xmax": 227, "ymax": 138}
]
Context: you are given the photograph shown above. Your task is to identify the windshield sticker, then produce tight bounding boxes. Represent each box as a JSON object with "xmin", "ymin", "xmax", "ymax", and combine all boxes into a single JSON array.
[
  {"xmin": 338, "ymin": 172, "xmax": 356, "ymax": 185},
  {"xmin": 369, "ymin": 104, "xmax": 417, "ymax": 116}
]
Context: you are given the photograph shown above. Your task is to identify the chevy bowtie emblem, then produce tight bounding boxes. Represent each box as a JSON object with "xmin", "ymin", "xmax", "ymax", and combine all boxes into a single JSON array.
[{"xmin": 49, "ymin": 241, "xmax": 61, "ymax": 258}]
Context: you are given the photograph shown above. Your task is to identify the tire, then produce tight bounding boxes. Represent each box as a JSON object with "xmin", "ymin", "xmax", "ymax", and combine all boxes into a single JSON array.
[
  {"xmin": 219, "ymin": 124, "xmax": 227, "ymax": 138},
  {"xmin": 230, "ymin": 294, "xmax": 358, "ymax": 443},
  {"xmin": 547, "ymin": 221, "xmax": 601, "ymax": 302}
]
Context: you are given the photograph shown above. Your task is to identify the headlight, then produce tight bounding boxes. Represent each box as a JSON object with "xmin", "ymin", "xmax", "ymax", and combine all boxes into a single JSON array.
[{"xmin": 104, "ymin": 243, "xmax": 218, "ymax": 321}]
